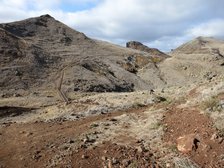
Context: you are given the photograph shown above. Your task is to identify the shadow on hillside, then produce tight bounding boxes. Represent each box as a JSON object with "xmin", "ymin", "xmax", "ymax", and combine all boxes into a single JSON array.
[{"xmin": 0, "ymin": 106, "xmax": 36, "ymax": 118}]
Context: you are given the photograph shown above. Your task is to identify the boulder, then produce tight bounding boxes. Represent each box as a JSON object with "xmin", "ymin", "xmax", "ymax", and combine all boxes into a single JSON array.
[{"xmin": 176, "ymin": 134, "xmax": 200, "ymax": 153}]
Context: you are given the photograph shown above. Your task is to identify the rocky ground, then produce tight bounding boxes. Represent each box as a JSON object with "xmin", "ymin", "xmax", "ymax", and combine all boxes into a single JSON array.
[
  {"xmin": 1, "ymin": 15, "xmax": 224, "ymax": 168},
  {"xmin": 0, "ymin": 78, "xmax": 224, "ymax": 168}
]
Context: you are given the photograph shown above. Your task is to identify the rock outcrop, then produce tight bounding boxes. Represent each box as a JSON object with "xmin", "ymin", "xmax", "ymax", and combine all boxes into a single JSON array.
[{"xmin": 126, "ymin": 41, "xmax": 169, "ymax": 59}]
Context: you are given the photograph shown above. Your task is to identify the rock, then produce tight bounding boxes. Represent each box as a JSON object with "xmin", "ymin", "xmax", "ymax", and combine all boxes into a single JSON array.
[
  {"xmin": 122, "ymin": 159, "xmax": 131, "ymax": 167},
  {"xmin": 218, "ymin": 137, "xmax": 223, "ymax": 144},
  {"xmin": 80, "ymin": 144, "xmax": 87, "ymax": 148},
  {"xmin": 109, "ymin": 118, "xmax": 117, "ymax": 122},
  {"xmin": 15, "ymin": 70, "xmax": 22, "ymax": 76},
  {"xmin": 166, "ymin": 163, "xmax": 171, "ymax": 167},
  {"xmin": 152, "ymin": 96, "xmax": 166, "ymax": 103},
  {"xmin": 32, "ymin": 150, "xmax": 42, "ymax": 160},
  {"xmin": 90, "ymin": 123, "xmax": 99, "ymax": 128},
  {"xmin": 0, "ymin": 93, "xmax": 5, "ymax": 98},
  {"xmin": 83, "ymin": 136, "xmax": 95, "ymax": 144},
  {"xmin": 101, "ymin": 156, "xmax": 107, "ymax": 161},
  {"xmin": 19, "ymin": 131, "xmax": 25, "ymax": 134},
  {"xmin": 136, "ymin": 139, "xmax": 144, "ymax": 144},
  {"xmin": 81, "ymin": 154, "xmax": 88, "ymax": 159},
  {"xmin": 68, "ymin": 139, "xmax": 75, "ymax": 144},
  {"xmin": 136, "ymin": 146, "xmax": 143, "ymax": 153},
  {"xmin": 112, "ymin": 157, "xmax": 118, "ymax": 165},
  {"xmin": 176, "ymin": 134, "xmax": 199, "ymax": 153},
  {"xmin": 13, "ymin": 93, "xmax": 21, "ymax": 97},
  {"xmin": 211, "ymin": 133, "xmax": 218, "ymax": 141},
  {"xmin": 25, "ymin": 132, "xmax": 33, "ymax": 137},
  {"xmin": 83, "ymin": 137, "xmax": 89, "ymax": 143}
]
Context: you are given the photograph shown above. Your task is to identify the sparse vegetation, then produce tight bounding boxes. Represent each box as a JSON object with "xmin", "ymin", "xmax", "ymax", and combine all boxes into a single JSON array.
[
  {"xmin": 128, "ymin": 160, "xmax": 138, "ymax": 168},
  {"xmin": 153, "ymin": 96, "xmax": 167, "ymax": 103},
  {"xmin": 151, "ymin": 57, "xmax": 162, "ymax": 63},
  {"xmin": 201, "ymin": 96, "xmax": 219, "ymax": 111},
  {"xmin": 150, "ymin": 122, "xmax": 162, "ymax": 130},
  {"xmin": 218, "ymin": 129, "xmax": 224, "ymax": 137},
  {"xmin": 173, "ymin": 157, "xmax": 200, "ymax": 168},
  {"xmin": 132, "ymin": 102, "xmax": 146, "ymax": 109},
  {"xmin": 169, "ymin": 144, "xmax": 178, "ymax": 153}
]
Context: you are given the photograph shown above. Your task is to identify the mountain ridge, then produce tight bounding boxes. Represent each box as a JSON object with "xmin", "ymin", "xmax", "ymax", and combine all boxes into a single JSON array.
[
  {"xmin": 0, "ymin": 14, "xmax": 166, "ymax": 94},
  {"xmin": 1, "ymin": 14, "xmax": 224, "ymax": 95}
]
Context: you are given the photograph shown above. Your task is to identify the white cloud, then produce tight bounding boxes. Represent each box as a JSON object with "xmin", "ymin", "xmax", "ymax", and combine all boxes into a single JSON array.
[
  {"xmin": 62, "ymin": 1, "xmax": 196, "ymax": 37},
  {"xmin": 0, "ymin": 0, "xmax": 224, "ymax": 51},
  {"xmin": 187, "ymin": 19, "xmax": 224, "ymax": 38}
]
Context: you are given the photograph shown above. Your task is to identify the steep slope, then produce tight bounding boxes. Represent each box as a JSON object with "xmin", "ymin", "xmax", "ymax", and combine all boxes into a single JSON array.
[
  {"xmin": 126, "ymin": 41, "xmax": 169, "ymax": 59},
  {"xmin": 0, "ymin": 15, "xmax": 165, "ymax": 94},
  {"xmin": 0, "ymin": 28, "xmax": 48, "ymax": 90},
  {"xmin": 2, "ymin": 15, "xmax": 223, "ymax": 95},
  {"xmin": 158, "ymin": 37, "xmax": 224, "ymax": 86},
  {"xmin": 126, "ymin": 41, "xmax": 170, "ymax": 88}
]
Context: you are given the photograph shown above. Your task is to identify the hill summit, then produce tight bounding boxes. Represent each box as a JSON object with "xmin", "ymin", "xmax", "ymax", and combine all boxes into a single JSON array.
[{"xmin": 0, "ymin": 14, "xmax": 168, "ymax": 95}]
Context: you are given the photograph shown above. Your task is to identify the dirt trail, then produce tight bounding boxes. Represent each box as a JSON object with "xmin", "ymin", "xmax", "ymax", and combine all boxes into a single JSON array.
[
  {"xmin": 163, "ymin": 105, "xmax": 224, "ymax": 167},
  {"xmin": 0, "ymin": 105, "xmax": 155, "ymax": 168}
]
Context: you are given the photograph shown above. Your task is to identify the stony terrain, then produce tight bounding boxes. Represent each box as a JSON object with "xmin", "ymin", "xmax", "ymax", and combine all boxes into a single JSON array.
[
  {"xmin": 0, "ymin": 14, "xmax": 165, "ymax": 95},
  {"xmin": 0, "ymin": 15, "xmax": 224, "ymax": 168}
]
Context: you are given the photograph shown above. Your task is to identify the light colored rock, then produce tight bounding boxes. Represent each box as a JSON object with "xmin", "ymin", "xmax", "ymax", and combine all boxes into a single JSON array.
[
  {"xmin": 176, "ymin": 134, "xmax": 199, "ymax": 153},
  {"xmin": 210, "ymin": 133, "xmax": 218, "ymax": 141}
]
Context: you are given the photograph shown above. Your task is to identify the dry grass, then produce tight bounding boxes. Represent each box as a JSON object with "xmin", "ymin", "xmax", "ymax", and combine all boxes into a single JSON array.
[
  {"xmin": 200, "ymin": 96, "xmax": 219, "ymax": 111},
  {"xmin": 173, "ymin": 157, "xmax": 199, "ymax": 168},
  {"xmin": 131, "ymin": 102, "xmax": 146, "ymax": 109},
  {"xmin": 151, "ymin": 57, "xmax": 162, "ymax": 63}
]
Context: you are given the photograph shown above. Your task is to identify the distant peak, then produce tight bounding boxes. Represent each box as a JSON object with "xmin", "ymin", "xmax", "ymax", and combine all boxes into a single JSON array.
[
  {"xmin": 39, "ymin": 14, "xmax": 54, "ymax": 19},
  {"xmin": 126, "ymin": 41, "xmax": 143, "ymax": 47},
  {"xmin": 126, "ymin": 41, "xmax": 169, "ymax": 58},
  {"xmin": 171, "ymin": 36, "xmax": 224, "ymax": 54},
  {"xmin": 195, "ymin": 36, "xmax": 216, "ymax": 42}
]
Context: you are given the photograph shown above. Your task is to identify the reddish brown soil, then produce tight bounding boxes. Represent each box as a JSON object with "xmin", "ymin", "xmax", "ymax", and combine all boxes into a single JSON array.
[
  {"xmin": 163, "ymin": 106, "xmax": 224, "ymax": 168},
  {"xmin": 72, "ymin": 142, "xmax": 160, "ymax": 168},
  {"xmin": 0, "ymin": 105, "xmax": 157, "ymax": 168}
]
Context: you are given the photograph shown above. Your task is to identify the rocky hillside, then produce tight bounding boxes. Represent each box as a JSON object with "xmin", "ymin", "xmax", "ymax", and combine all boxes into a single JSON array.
[
  {"xmin": 1, "ymin": 15, "xmax": 224, "ymax": 95},
  {"xmin": 0, "ymin": 15, "xmax": 167, "ymax": 95},
  {"xmin": 1, "ymin": 15, "xmax": 224, "ymax": 168},
  {"xmin": 157, "ymin": 36, "xmax": 224, "ymax": 87},
  {"xmin": 126, "ymin": 41, "xmax": 169, "ymax": 59},
  {"xmin": 0, "ymin": 27, "xmax": 48, "ymax": 90}
]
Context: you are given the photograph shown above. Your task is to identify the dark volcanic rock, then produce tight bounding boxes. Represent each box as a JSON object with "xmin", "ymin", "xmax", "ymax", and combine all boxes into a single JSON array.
[{"xmin": 126, "ymin": 41, "xmax": 169, "ymax": 58}]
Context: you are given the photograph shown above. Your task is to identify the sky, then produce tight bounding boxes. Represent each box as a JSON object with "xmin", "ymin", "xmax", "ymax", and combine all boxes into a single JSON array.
[{"xmin": 0, "ymin": 0, "xmax": 224, "ymax": 51}]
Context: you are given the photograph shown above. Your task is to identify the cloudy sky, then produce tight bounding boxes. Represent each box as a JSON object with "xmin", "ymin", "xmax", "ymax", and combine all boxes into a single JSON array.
[{"xmin": 0, "ymin": 0, "xmax": 224, "ymax": 51}]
